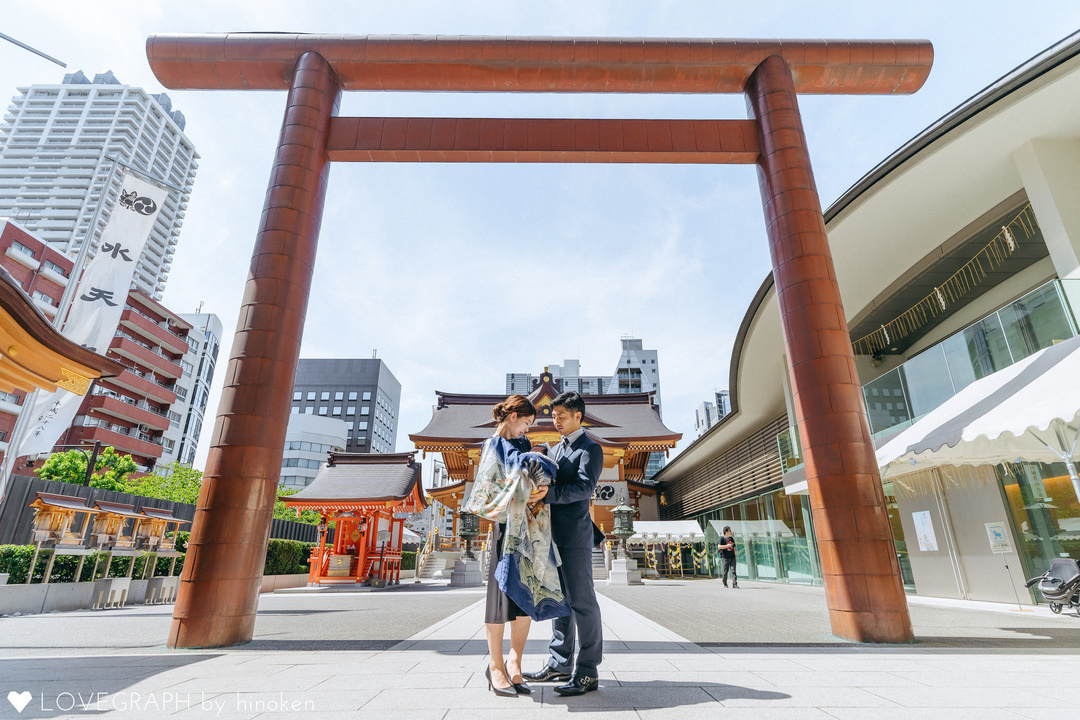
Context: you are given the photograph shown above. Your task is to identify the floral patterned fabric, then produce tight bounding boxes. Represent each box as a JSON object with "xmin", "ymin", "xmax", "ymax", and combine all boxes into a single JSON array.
[{"xmin": 462, "ymin": 435, "xmax": 570, "ymax": 621}]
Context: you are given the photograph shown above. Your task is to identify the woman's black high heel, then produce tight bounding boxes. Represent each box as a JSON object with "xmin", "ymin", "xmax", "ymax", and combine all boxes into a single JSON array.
[
  {"xmin": 486, "ymin": 666, "xmax": 518, "ymax": 697},
  {"xmin": 505, "ymin": 664, "xmax": 531, "ymax": 695}
]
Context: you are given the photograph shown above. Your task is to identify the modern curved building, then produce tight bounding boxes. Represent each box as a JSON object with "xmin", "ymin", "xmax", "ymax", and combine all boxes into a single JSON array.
[{"xmin": 656, "ymin": 33, "xmax": 1080, "ymax": 603}]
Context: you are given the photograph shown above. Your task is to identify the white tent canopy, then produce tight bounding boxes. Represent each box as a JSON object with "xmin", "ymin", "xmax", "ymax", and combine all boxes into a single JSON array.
[
  {"xmin": 401, "ymin": 526, "xmax": 422, "ymax": 544},
  {"xmin": 627, "ymin": 521, "xmax": 705, "ymax": 543},
  {"xmin": 876, "ymin": 333, "xmax": 1080, "ymax": 498}
]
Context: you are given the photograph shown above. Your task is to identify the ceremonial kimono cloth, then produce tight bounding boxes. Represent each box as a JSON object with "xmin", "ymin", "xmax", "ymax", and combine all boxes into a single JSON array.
[{"xmin": 463, "ymin": 434, "xmax": 570, "ymax": 622}]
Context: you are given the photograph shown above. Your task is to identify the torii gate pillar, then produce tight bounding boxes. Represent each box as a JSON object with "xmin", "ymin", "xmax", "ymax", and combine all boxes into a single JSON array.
[{"xmin": 149, "ymin": 34, "xmax": 930, "ymax": 647}]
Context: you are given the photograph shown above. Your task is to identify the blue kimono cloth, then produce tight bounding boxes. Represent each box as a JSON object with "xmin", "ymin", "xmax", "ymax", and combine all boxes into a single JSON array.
[{"xmin": 463, "ymin": 435, "xmax": 571, "ymax": 621}]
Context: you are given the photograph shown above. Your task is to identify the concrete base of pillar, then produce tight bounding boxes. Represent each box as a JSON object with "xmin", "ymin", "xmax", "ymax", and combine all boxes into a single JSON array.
[
  {"xmin": 449, "ymin": 560, "xmax": 483, "ymax": 587},
  {"xmin": 608, "ymin": 558, "xmax": 643, "ymax": 585}
]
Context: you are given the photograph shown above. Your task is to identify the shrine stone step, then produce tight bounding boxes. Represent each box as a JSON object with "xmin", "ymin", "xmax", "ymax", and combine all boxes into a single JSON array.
[{"xmin": 591, "ymin": 546, "xmax": 608, "ymax": 580}]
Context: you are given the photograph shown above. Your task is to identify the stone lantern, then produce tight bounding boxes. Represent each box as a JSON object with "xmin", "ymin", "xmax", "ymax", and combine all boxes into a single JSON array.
[
  {"xmin": 450, "ymin": 510, "xmax": 483, "ymax": 587},
  {"xmin": 611, "ymin": 499, "xmax": 636, "ymax": 559},
  {"xmin": 458, "ymin": 510, "xmax": 480, "ymax": 559},
  {"xmin": 607, "ymin": 494, "xmax": 643, "ymax": 585}
]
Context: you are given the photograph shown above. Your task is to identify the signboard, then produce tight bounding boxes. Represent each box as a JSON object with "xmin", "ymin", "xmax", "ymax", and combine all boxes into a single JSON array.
[
  {"xmin": 985, "ymin": 522, "xmax": 1012, "ymax": 554},
  {"xmin": 376, "ymin": 530, "xmax": 391, "ymax": 543},
  {"xmin": 593, "ymin": 481, "xmax": 628, "ymax": 506},
  {"xmin": 912, "ymin": 511, "xmax": 939, "ymax": 552}
]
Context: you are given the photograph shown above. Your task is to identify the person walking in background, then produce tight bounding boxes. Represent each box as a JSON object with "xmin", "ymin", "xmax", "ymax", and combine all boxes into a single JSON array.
[{"xmin": 720, "ymin": 525, "xmax": 738, "ymax": 588}]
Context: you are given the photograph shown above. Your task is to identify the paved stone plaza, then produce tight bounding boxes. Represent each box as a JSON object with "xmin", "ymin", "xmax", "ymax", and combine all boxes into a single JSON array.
[{"xmin": 1, "ymin": 579, "xmax": 1079, "ymax": 718}]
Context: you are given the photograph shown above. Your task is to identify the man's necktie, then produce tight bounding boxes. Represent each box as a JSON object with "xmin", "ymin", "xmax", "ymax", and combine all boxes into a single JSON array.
[{"xmin": 557, "ymin": 438, "xmax": 570, "ymax": 460}]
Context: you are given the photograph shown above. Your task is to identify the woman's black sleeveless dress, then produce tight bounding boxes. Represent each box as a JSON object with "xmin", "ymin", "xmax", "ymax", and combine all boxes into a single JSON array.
[{"xmin": 483, "ymin": 434, "xmax": 531, "ymax": 624}]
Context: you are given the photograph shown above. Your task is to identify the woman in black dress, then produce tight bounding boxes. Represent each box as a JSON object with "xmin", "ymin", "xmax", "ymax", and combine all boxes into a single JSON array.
[{"xmin": 482, "ymin": 395, "xmax": 546, "ymax": 696}]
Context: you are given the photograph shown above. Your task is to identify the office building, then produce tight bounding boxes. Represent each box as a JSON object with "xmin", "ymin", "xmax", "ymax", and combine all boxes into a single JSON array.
[
  {"xmin": 0, "ymin": 70, "xmax": 199, "ymax": 300},
  {"xmin": 290, "ymin": 358, "xmax": 401, "ymax": 454},
  {"xmin": 279, "ymin": 414, "xmax": 347, "ymax": 490}
]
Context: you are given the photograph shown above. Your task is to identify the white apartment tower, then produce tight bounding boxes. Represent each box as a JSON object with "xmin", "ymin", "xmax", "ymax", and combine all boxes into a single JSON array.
[
  {"xmin": 610, "ymin": 337, "xmax": 661, "ymax": 413},
  {"xmin": 161, "ymin": 311, "xmax": 222, "ymax": 466},
  {"xmin": 0, "ymin": 70, "xmax": 198, "ymax": 300}
]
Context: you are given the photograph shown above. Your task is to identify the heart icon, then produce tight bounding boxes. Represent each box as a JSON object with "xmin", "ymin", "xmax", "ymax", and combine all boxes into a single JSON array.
[{"xmin": 7, "ymin": 691, "xmax": 32, "ymax": 713}]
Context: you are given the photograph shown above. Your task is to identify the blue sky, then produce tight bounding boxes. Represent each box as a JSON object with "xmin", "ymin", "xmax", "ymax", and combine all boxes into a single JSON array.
[{"xmin": 1, "ymin": 2, "xmax": 1078, "ymax": 469}]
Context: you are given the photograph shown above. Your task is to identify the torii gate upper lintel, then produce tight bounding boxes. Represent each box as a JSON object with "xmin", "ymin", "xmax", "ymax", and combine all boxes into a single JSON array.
[{"xmin": 149, "ymin": 34, "xmax": 932, "ymax": 649}]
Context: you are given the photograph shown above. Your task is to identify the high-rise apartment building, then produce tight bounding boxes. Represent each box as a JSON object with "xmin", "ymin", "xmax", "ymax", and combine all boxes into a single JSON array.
[
  {"xmin": 160, "ymin": 311, "xmax": 222, "ymax": 466},
  {"xmin": 0, "ymin": 70, "xmax": 198, "ymax": 300},
  {"xmin": 66, "ymin": 288, "xmax": 191, "ymax": 471},
  {"xmin": 694, "ymin": 390, "xmax": 732, "ymax": 438},
  {"xmin": 611, "ymin": 337, "xmax": 661, "ymax": 412},
  {"xmin": 289, "ymin": 358, "xmax": 401, "ymax": 454},
  {"xmin": 0, "ymin": 219, "xmax": 75, "ymax": 459},
  {"xmin": 506, "ymin": 337, "xmax": 662, "ymax": 412}
]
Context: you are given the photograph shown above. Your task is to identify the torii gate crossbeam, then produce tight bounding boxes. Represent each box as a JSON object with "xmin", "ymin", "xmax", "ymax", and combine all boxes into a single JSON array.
[{"xmin": 147, "ymin": 34, "xmax": 932, "ymax": 648}]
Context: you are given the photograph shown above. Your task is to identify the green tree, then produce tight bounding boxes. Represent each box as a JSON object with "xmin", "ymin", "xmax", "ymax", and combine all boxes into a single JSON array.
[
  {"xmin": 121, "ymin": 462, "xmax": 203, "ymax": 504},
  {"xmin": 35, "ymin": 446, "xmax": 139, "ymax": 491},
  {"xmin": 275, "ymin": 487, "xmax": 321, "ymax": 525}
]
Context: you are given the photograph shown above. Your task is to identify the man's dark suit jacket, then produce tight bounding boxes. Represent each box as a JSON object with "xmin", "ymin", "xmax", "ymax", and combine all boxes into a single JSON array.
[{"xmin": 544, "ymin": 430, "xmax": 605, "ymax": 549}]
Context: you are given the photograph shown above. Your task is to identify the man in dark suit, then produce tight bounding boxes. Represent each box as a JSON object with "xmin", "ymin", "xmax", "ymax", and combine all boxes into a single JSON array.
[{"xmin": 523, "ymin": 391, "xmax": 604, "ymax": 696}]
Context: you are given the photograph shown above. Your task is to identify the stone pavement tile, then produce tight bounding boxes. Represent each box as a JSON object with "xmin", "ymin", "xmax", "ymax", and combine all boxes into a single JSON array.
[
  {"xmin": 1021, "ymin": 685, "xmax": 1080, "ymax": 703},
  {"xmin": 752, "ymin": 670, "xmax": 924, "ymax": 687},
  {"xmin": 360, "ymin": 687, "xmax": 548, "ymax": 710},
  {"xmin": 445, "ymin": 710, "xmax": 641, "ymax": 719},
  {"xmin": 783, "ymin": 654, "xmax": 943, "ymax": 673},
  {"xmin": 824, "ymin": 709, "xmax": 1033, "ymax": 720},
  {"xmin": 539, "ymin": 683, "xmax": 722, "ymax": 709},
  {"xmin": 639, "ymin": 709, "xmax": 837, "ymax": 719},
  {"xmin": 148, "ymin": 673, "xmax": 333, "ymax": 694},
  {"xmin": 668, "ymin": 654, "xmax": 811, "ymax": 672},
  {"xmin": 708, "ymin": 686, "xmax": 896, "ymax": 708},
  {"xmin": 310, "ymin": 670, "xmax": 472, "ymax": 690},
  {"xmin": 592, "ymin": 655, "xmax": 681, "ymax": 672},
  {"xmin": 863, "ymin": 686, "xmax": 1069, "ymax": 708},
  {"xmin": 165, "ymin": 689, "xmax": 378, "ymax": 715},
  {"xmin": 612, "ymin": 670, "xmax": 773, "ymax": 687},
  {"xmin": 890, "ymin": 670, "xmax": 1080, "ymax": 688}
]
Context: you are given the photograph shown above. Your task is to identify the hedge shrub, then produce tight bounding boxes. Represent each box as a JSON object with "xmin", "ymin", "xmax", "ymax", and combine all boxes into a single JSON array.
[
  {"xmin": 401, "ymin": 550, "xmax": 416, "ymax": 571},
  {"xmin": 264, "ymin": 538, "xmax": 316, "ymax": 575},
  {"xmin": 0, "ymin": 536, "xmax": 313, "ymax": 585}
]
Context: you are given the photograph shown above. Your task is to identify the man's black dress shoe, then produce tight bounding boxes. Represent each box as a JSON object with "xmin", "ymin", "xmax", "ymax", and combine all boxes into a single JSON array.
[
  {"xmin": 522, "ymin": 666, "xmax": 571, "ymax": 683},
  {"xmin": 553, "ymin": 675, "xmax": 599, "ymax": 696}
]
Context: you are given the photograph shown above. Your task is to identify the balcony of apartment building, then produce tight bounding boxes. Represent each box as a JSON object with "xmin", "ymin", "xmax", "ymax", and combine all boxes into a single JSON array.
[
  {"xmin": 84, "ymin": 387, "xmax": 170, "ymax": 432},
  {"xmin": 118, "ymin": 306, "xmax": 188, "ymax": 355},
  {"xmin": 109, "ymin": 330, "xmax": 183, "ymax": 379},
  {"xmin": 69, "ymin": 420, "xmax": 163, "ymax": 462},
  {"xmin": 109, "ymin": 364, "xmax": 177, "ymax": 405}
]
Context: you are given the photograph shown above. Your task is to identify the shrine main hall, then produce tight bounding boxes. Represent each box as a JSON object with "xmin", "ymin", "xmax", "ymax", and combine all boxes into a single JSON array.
[{"xmin": 410, "ymin": 371, "xmax": 681, "ymax": 535}]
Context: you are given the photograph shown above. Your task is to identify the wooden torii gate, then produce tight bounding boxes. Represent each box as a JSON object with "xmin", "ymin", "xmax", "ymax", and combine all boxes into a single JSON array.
[{"xmin": 147, "ymin": 34, "xmax": 933, "ymax": 648}]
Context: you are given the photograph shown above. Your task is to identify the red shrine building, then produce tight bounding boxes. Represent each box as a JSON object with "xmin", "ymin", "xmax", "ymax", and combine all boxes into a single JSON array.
[{"xmin": 282, "ymin": 452, "xmax": 426, "ymax": 586}]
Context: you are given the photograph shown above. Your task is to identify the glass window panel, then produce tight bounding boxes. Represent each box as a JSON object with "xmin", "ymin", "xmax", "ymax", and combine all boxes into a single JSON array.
[
  {"xmin": 999, "ymin": 460, "xmax": 1080, "ymax": 581},
  {"xmin": 1000, "ymin": 283, "xmax": 1074, "ymax": 361},
  {"xmin": 963, "ymin": 315, "xmax": 1013, "ymax": 380},
  {"xmin": 335, "ymin": 391, "xmax": 343, "ymax": 401},
  {"xmin": 941, "ymin": 334, "xmax": 977, "ymax": 393},
  {"xmin": 306, "ymin": 391, "xmax": 315, "ymax": 401},
  {"xmin": 862, "ymin": 368, "xmax": 910, "ymax": 435},
  {"xmin": 899, "ymin": 344, "xmax": 955, "ymax": 418}
]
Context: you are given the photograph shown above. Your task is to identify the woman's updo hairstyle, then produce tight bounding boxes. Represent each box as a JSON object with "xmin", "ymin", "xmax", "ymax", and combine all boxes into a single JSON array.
[{"xmin": 493, "ymin": 394, "xmax": 537, "ymax": 423}]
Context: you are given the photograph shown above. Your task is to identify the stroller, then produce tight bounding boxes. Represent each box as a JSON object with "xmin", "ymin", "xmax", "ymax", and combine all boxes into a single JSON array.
[{"xmin": 1025, "ymin": 557, "xmax": 1080, "ymax": 615}]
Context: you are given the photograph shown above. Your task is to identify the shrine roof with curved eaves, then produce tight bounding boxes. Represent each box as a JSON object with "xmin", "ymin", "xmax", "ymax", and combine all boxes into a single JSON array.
[
  {"xmin": 281, "ymin": 452, "xmax": 426, "ymax": 508},
  {"xmin": 410, "ymin": 375, "xmax": 680, "ymax": 446}
]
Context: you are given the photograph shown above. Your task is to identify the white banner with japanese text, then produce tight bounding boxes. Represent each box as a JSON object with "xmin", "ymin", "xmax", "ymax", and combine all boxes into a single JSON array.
[{"xmin": 16, "ymin": 173, "xmax": 167, "ymax": 457}]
